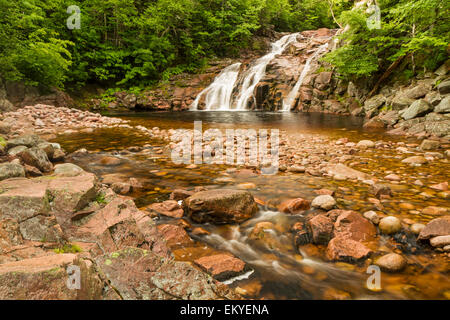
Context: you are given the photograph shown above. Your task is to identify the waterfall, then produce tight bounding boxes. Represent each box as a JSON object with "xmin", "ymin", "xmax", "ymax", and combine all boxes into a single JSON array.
[
  {"xmin": 282, "ymin": 43, "xmax": 329, "ymax": 112},
  {"xmin": 234, "ymin": 33, "xmax": 299, "ymax": 110},
  {"xmin": 190, "ymin": 63, "xmax": 242, "ymax": 111}
]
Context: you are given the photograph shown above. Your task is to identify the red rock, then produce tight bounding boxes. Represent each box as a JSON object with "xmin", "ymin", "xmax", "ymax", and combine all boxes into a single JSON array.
[
  {"xmin": 156, "ymin": 224, "xmax": 193, "ymax": 247},
  {"xmin": 418, "ymin": 216, "xmax": 450, "ymax": 240},
  {"xmin": 333, "ymin": 211, "xmax": 377, "ymax": 242},
  {"xmin": 308, "ymin": 215, "xmax": 334, "ymax": 244},
  {"xmin": 194, "ymin": 254, "xmax": 246, "ymax": 281},
  {"xmin": 326, "ymin": 237, "xmax": 372, "ymax": 262},
  {"xmin": 430, "ymin": 182, "xmax": 448, "ymax": 191},
  {"xmin": 148, "ymin": 200, "xmax": 184, "ymax": 218},
  {"xmin": 314, "ymin": 189, "xmax": 335, "ymax": 196},
  {"xmin": 278, "ymin": 198, "xmax": 311, "ymax": 214}
]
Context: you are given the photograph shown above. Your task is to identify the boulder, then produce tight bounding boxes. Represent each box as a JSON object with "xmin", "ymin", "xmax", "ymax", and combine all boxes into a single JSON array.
[
  {"xmin": 418, "ymin": 216, "xmax": 450, "ymax": 240},
  {"xmin": 0, "ymin": 163, "xmax": 25, "ymax": 181},
  {"xmin": 0, "ymin": 254, "xmax": 103, "ymax": 299},
  {"xmin": 379, "ymin": 216, "xmax": 402, "ymax": 235},
  {"xmin": 54, "ymin": 163, "xmax": 84, "ymax": 177},
  {"xmin": 326, "ymin": 237, "xmax": 372, "ymax": 262},
  {"xmin": 429, "ymin": 235, "xmax": 450, "ymax": 248},
  {"xmin": 194, "ymin": 254, "xmax": 247, "ymax": 281},
  {"xmin": 156, "ymin": 224, "xmax": 192, "ymax": 247},
  {"xmin": 95, "ymin": 248, "xmax": 238, "ymax": 300},
  {"xmin": 18, "ymin": 147, "xmax": 53, "ymax": 172},
  {"xmin": 406, "ymin": 83, "xmax": 429, "ymax": 99},
  {"xmin": 278, "ymin": 198, "xmax": 311, "ymax": 214},
  {"xmin": 7, "ymin": 146, "xmax": 27, "ymax": 156},
  {"xmin": 420, "ymin": 139, "xmax": 440, "ymax": 150},
  {"xmin": 333, "ymin": 211, "xmax": 377, "ymax": 242},
  {"xmin": 6, "ymin": 135, "xmax": 42, "ymax": 149},
  {"xmin": 401, "ymin": 100, "xmax": 432, "ymax": 120},
  {"xmin": 18, "ymin": 215, "xmax": 64, "ymax": 242},
  {"xmin": 184, "ymin": 189, "xmax": 258, "ymax": 224},
  {"xmin": 435, "ymin": 96, "xmax": 450, "ymax": 113},
  {"xmin": 311, "ymin": 195, "xmax": 336, "ymax": 211},
  {"xmin": 437, "ymin": 80, "xmax": 450, "ymax": 94},
  {"xmin": 308, "ymin": 215, "xmax": 334, "ymax": 244},
  {"xmin": 374, "ymin": 253, "xmax": 407, "ymax": 272}
]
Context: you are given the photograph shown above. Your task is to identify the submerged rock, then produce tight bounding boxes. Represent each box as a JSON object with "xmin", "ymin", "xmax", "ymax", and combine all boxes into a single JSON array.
[
  {"xmin": 184, "ymin": 189, "xmax": 258, "ymax": 224},
  {"xmin": 379, "ymin": 216, "xmax": 402, "ymax": 235},
  {"xmin": 374, "ymin": 253, "xmax": 407, "ymax": 272}
]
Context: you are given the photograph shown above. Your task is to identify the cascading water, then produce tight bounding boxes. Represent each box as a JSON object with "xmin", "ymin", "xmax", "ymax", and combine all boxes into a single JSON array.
[
  {"xmin": 190, "ymin": 63, "xmax": 242, "ymax": 111},
  {"xmin": 234, "ymin": 33, "xmax": 299, "ymax": 110},
  {"xmin": 282, "ymin": 43, "xmax": 329, "ymax": 111}
]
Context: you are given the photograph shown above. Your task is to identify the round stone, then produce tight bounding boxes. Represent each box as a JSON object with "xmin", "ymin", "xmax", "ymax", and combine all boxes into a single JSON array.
[
  {"xmin": 311, "ymin": 195, "xmax": 336, "ymax": 211},
  {"xmin": 379, "ymin": 216, "xmax": 402, "ymax": 235},
  {"xmin": 375, "ymin": 253, "xmax": 407, "ymax": 272}
]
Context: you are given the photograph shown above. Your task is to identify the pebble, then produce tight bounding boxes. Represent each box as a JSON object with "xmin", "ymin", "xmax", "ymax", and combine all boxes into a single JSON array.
[{"xmin": 379, "ymin": 216, "xmax": 402, "ymax": 235}]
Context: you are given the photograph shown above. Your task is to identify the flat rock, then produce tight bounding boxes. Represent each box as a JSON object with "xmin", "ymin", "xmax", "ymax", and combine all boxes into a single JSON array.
[
  {"xmin": 194, "ymin": 254, "xmax": 247, "ymax": 281},
  {"xmin": 418, "ymin": 216, "xmax": 450, "ymax": 240},
  {"xmin": 326, "ymin": 236, "xmax": 372, "ymax": 262}
]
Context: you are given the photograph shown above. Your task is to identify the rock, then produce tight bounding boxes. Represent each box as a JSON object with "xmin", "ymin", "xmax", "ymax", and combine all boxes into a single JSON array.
[
  {"xmin": 363, "ymin": 117, "xmax": 385, "ymax": 129},
  {"xmin": 437, "ymin": 80, "xmax": 450, "ymax": 94},
  {"xmin": 402, "ymin": 156, "xmax": 428, "ymax": 165},
  {"xmin": 184, "ymin": 189, "xmax": 258, "ymax": 224},
  {"xmin": 357, "ymin": 140, "xmax": 375, "ymax": 148},
  {"xmin": 406, "ymin": 83, "xmax": 429, "ymax": 99},
  {"xmin": 170, "ymin": 189, "xmax": 194, "ymax": 201},
  {"xmin": 0, "ymin": 218, "xmax": 23, "ymax": 252},
  {"xmin": 401, "ymin": 100, "xmax": 432, "ymax": 120},
  {"xmin": 111, "ymin": 182, "xmax": 131, "ymax": 195},
  {"xmin": 95, "ymin": 248, "xmax": 237, "ymax": 300},
  {"xmin": 308, "ymin": 215, "xmax": 334, "ymax": 244},
  {"xmin": 311, "ymin": 195, "xmax": 336, "ymax": 211},
  {"xmin": 52, "ymin": 148, "xmax": 66, "ymax": 161},
  {"xmin": 0, "ymin": 178, "xmax": 49, "ymax": 222},
  {"xmin": 322, "ymin": 288, "xmax": 351, "ymax": 300},
  {"xmin": 420, "ymin": 139, "xmax": 440, "ymax": 150},
  {"xmin": 385, "ymin": 174, "xmax": 401, "ymax": 182},
  {"xmin": 249, "ymin": 221, "xmax": 280, "ymax": 249},
  {"xmin": 363, "ymin": 94, "xmax": 386, "ymax": 112},
  {"xmin": 292, "ymin": 221, "xmax": 312, "ymax": 246},
  {"xmin": 435, "ymin": 96, "xmax": 450, "ymax": 113},
  {"xmin": 278, "ymin": 198, "xmax": 311, "ymax": 214},
  {"xmin": 36, "ymin": 142, "xmax": 55, "ymax": 160},
  {"xmin": 24, "ymin": 164, "xmax": 42, "ymax": 177},
  {"xmin": 287, "ymin": 165, "xmax": 306, "ymax": 173},
  {"xmin": 18, "ymin": 215, "xmax": 64, "ymax": 242},
  {"xmin": 237, "ymin": 182, "xmax": 256, "ymax": 190},
  {"xmin": 422, "ymin": 206, "xmax": 448, "ymax": 216},
  {"xmin": 0, "ymin": 163, "xmax": 25, "ymax": 180},
  {"xmin": 0, "ymin": 99, "xmax": 14, "ymax": 112},
  {"xmin": 379, "ymin": 110, "xmax": 400, "ymax": 126},
  {"xmin": 411, "ymin": 223, "xmax": 425, "ymax": 235},
  {"xmin": 429, "ymin": 235, "xmax": 450, "ymax": 247},
  {"xmin": 314, "ymin": 189, "xmax": 335, "ymax": 196},
  {"xmin": 53, "ymin": 163, "xmax": 84, "ymax": 177},
  {"xmin": 194, "ymin": 254, "xmax": 247, "ymax": 281},
  {"xmin": 7, "ymin": 146, "xmax": 27, "ymax": 156},
  {"xmin": 372, "ymin": 184, "xmax": 393, "ymax": 199},
  {"xmin": 0, "ymin": 254, "xmax": 103, "ymax": 299},
  {"xmin": 333, "ymin": 211, "xmax": 377, "ymax": 242},
  {"xmin": 156, "ymin": 224, "xmax": 192, "ymax": 247},
  {"xmin": 324, "ymin": 163, "xmax": 371, "ymax": 181},
  {"xmin": 379, "ymin": 216, "xmax": 402, "ymax": 235},
  {"xmin": 374, "ymin": 253, "xmax": 407, "ymax": 272},
  {"xmin": 18, "ymin": 147, "xmax": 53, "ymax": 172},
  {"xmin": 98, "ymin": 156, "xmax": 122, "ymax": 166},
  {"xmin": 418, "ymin": 216, "xmax": 450, "ymax": 240},
  {"xmin": 363, "ymin": 211, "xmax": 380, "ymax": 224},
  {"xmin": 148, "ymin": 200, "xmax": 184, "ymax": 218},
  {"xmin": 326, "ymin": 237, "xmax": 372, "ymax": 262},
  {"xmin": 6, "ymin": 135, "xmax": 42, "ymax": 149}
]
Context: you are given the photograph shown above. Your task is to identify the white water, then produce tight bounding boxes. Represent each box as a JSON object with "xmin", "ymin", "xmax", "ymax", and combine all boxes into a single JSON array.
[
  {"xmin": 190, "ymin": 63, "xmax": 241, "ymax": 111},
  {"xmin": 234, "ymin": 33, "xmax": 300, "ymax": 110},
  {"xmin": 282, "ymin": 43, "xmax": 329, "ymax": 111}
]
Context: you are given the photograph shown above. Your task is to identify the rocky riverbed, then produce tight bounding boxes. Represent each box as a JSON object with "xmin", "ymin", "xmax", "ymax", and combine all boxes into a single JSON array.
[{"xmin": 1, "ymin": 105, "xmax": 448, "ymax": 300}]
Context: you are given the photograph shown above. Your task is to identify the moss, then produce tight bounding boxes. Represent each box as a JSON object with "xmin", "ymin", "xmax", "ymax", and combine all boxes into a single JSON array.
[
  {"xmin": 0, "ymin": 136, "xmax": 7, "ymax": 148},
  {"xmin": 54, "ymin": 243, "xmax": 82, "ymax": 254},
  {"xmin": 95, "ymin": 193, "xmax": 107, "ymax": 205}
]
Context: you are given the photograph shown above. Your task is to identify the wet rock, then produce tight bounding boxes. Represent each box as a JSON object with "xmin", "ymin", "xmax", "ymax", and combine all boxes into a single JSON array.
[
  {"xmin": 0, "ymin": 254, "xmax": 103, "ymax": 299},
  {"xmin": 334, "ymin": 211, "xmax": 377, "ymax": 242},
  {"xmin": 429, "ymin": 235, "xmax": 450, "ymax": 248},
  {"xmin": 111, "ymin": 182, "xmax": 131, "ymax": 195},
  {"xmin": 308, "ymin": 214, "xmax": 334, "ymax": 244},
  {"xmin": 170, "ymin": 189, "xmax": 194, "ymax": 201},
  {"xmin": 292, "ymin": 221, "xmax": 312, "ymax": 246},
  {"xmin": 18, "ymin": 147, "xmax": 53, "ymax": 172},
  {"xmin": 418, "ymin": 216, "xmax": 450, "ymax": 240},
  {"xmin": 374, "ymin": 253, "xmax": 407, "ymax": 272},
  {"xmin": 385, "ymin": 174, "xmax": 401, "ymax": 181},
  {"xmin": 401, "ymin": 156, "xmax": 428, "ymax": 165},
  {"xmin": 411, "ymin": 223, "xmax": 425, "ymax": 235},
  {"xmin": 420, "ymin": 139, "xmax": 440, "ymax": 150},
  {"xmin": 96, "ymin": 248, "xmax": 238, "ymax": 300},
  {"xmin": 0, "ymin": 163, "xmax": 25, "ymax": 180},
  {"xmin": 249, "ymin": 221, "xmax": 279, "ymax": 249},
  {"xmin": 322, "ymin": 287, "xmax": 351, "ymax": 300},
  {"xmin": 314, "ymin": 189, "xmax": 335, "ymax": 196},
  {"xmin": 148, "ymin": 200, "xmax": 184, "ymax": 219},
  {"xmin": 357, "ymin": 140, "xmax": 375, "ymax": 148},
  {"xmin": 372, "ymin": 184, "xmax": 393, "ymax": 199},
  {"xmin": 363, "ymin": 117, "xmax": 385, "ymax": 129},
  {"xmin": 363, "ymin": 211, "xmax": 380, "ymax": 225},
  {"xmin": 379, "ymin": 216, "xmax": 402, "ymax": 235},
  {"xmin": 429, "ymin": 182, "xmax": 448, "ymax": 191},
  {"xmin": 98, "ymin": 156, "xmax": 122, "ymax": 166},
  {"xmin": 311, "ymin": 195, "xmax": 336, "ymax": 211},
  {"xmin": 278, "ymin": 198, "xmax": 311, "ymax": 214},
  {"xmin": 401, "ymin": 100, "xmax": 432, "ymax": 120},
  {"xmin": 422, "ymin": 206, "xmax": 448, "ymax": 216},
  {"xmin": 323, "ymin": 163, "xmax": 371, "ymax": 181},
  {"xmin": 287, "ymin": 165, "xmax": 306, "ymax": 173},
  {"xmin": 435, "ymin": 96, "xmax": 450, "ymax": 113},
  {"xmin": 237, "ymin": 182, "xmax": 256, "ymax": 190},
  {"xmin": 185, "ymin": 189, "xmax": 258, "ymax": 224},
  {"xmin": 156, "ymin": 224, "xmax": 193, "ymax": 247},
  {"xmin": 194, "ymin": 254, "xmax": 247, "ymax": 281},
  {"xmin": 326, "ymin": 237, "xmax": 372, "ymax": 262}
]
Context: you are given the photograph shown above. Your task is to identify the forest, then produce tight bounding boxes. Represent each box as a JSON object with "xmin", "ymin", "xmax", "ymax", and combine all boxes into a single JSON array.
[{"xmin": 0, "ymin": 0, "xmax": 448, "ymax": 91}]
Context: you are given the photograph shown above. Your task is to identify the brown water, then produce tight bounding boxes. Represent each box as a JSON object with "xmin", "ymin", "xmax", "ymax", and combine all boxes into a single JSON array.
[{"xmin": 53, "ymin": 111, "xmax": 450, "ymax": 300}]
